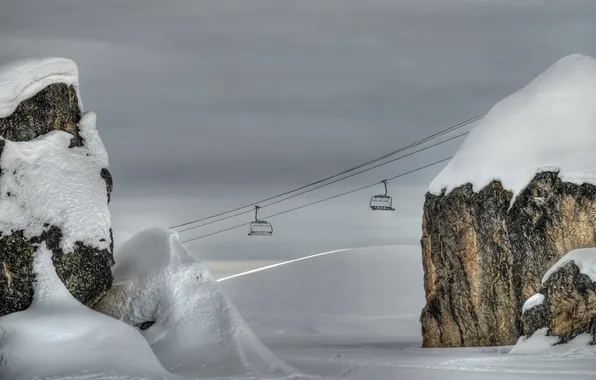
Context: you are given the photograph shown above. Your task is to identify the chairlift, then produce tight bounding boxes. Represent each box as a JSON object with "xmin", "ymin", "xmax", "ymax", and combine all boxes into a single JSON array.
[
  {"xmin": 248, "ymin": 205, "xmax": 273, "ymax": 236},
  {"xmin": 370, "ymin": 180, "xmax": 395, "ymax": 211}
]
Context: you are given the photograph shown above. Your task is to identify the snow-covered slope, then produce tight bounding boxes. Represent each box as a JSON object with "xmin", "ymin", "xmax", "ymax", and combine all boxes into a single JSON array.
[
  {"xmin": 96, "ymin": 228, "xmax": 295, "ymax": 379},
  {"xmin": 429, "ymin": 54, "xmax": 596, "ymax": 203},
  {"xmin": 0, "ymin": 57, "xmax": 81, "ymax": 118},
  {"xmin": 219, "ymin": 245, "xmax": 426, "ymax": 343},
  {"xmin": 0, "ymin": 244, "xmax": 177, "ymax": 380}
]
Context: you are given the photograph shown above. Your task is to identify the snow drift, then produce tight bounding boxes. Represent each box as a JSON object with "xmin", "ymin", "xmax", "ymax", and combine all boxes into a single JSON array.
[
  {"xmin": 429, "ymin": 53, "xmax": 596, "ymax": 203},
  {"xmin": 0, "ymin": 244, "xmax": 177, "ymax": 380},
  {"xmin": 95, "ymin": 227, "xmax": 295, "ymax": 379}
]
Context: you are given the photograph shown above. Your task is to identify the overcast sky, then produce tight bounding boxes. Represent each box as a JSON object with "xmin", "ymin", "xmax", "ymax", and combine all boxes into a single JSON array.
[{"xmin": 2, "ymin": 1, "xmax": 596, "ymax": 260}]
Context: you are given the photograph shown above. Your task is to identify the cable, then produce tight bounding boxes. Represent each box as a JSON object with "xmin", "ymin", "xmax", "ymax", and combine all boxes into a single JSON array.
[
  {"xmin": 170, "ymin": 114, "xmax": 483, "ymax": 229},
  {"xmin": 181, "ymin": 156, "xmax": 452, "ymax": 243},
  {"xmin": 176, "ymin": 131, "xmax": 468, "ymax": 234}
]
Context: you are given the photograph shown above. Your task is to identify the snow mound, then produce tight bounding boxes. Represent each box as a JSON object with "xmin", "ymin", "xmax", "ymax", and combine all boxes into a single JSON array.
[
  {"xmin": 429, "ymin": 54, "xmax": 596, "ymax": 203},
  {"xmin": 522, "ymin": 293, "xmax": 545, "ymax": 313},
  {"xmin": 510, "ymin": 328, "xmax": 595, "ymax": 355},
  {"xmin": 0, "ymin": 112, "xmax": 111, "ymax": 252},
  {"xmin": 0, "ymin": 244, "xmax": 177, "ymax": 380},
  {"xmin": 0, "ymin": 57, "xmax": 81, "ymax": 118},
  {"xmin": 96, "ymin": 227, "xmax": 295, "ymax": 379},
  {"xmin": 542, "ymin": 247, "xmax": 596, "ymax": 284}
]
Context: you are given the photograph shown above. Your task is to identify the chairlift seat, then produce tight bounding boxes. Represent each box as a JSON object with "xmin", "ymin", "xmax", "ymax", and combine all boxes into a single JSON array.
[
  {"xmin": 370, "ymin": 194, "xmax": 395, "ymax": 211},
  {"xmin": 249, "ymin": 220, "xmax": 273, "ymax": 236}
]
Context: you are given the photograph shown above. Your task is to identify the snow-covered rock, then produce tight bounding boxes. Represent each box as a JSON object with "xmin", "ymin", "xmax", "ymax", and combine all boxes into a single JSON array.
[
  {"xmin": 0, "ymin": 244, "xmax": 179, "ymax": 380},
  {"xmin": 430, "ymin": 53, "xmax": 596, "ymax": 203},
  {"xmin": 420, "ymin": 54, "xmax": 596, "ymax": 348},
  {"xmin": 542, "ymin": 247, "xmax": 596, "ymax": 284},
  {"xmin": 522, "ymin": 293, "xmax": 545, "ymax": 313},
  {"xmin": 95, "ymin": 228, "xmax": 295, "ymax": 379},
  {"xmin": 0, "ymin": 57, "xmax": 114, "ymax": 316},
  {"xmin": 519, "ymin": 247, "xmax": 596, "ymax": 350}
]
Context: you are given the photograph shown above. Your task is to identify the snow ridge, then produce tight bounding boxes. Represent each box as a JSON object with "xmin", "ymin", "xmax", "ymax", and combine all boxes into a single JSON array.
[{"xmin": 429, "ymin": 54, "xmax": 596, "ymax": 204}]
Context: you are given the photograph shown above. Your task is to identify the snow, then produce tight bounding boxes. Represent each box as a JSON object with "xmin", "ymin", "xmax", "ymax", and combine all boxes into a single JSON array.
[
  {"xmin": 0, "ymin": 112, "xmax": 111, "ymax": 252},
  {"xmin": 429, "ymin": 54, "xmax": 596, "ymax": 204},
  {"xmin": 522, "ymin": 293, "xmax": 545, "ymax": 313},
  {"xmin": 0, "ymin": 243, "xmax": 180, "ymax": 380},
  {"xmin": 220, "ymin": 244, "xmax": 596, "ymax": 379},
  {"xmin": 511, "ymin": 328, "xmax": 595, "ymax": 356},
  {"xmin": 0, "ymin": 57, "xmax": 82, "ymax": 118},
  {"xmin": 3, "ymin": 241, "xmax": 596, "ymax": 379},
  {"xmin": 542, "ymin": 247, "xmax": 596, "ymax": 284},
  {"xmin": 96, "ymin": 227, "xmax": 295, "ymax": 379}
]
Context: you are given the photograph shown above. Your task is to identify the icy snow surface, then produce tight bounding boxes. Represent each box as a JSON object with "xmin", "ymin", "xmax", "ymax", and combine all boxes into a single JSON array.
[
  {"xmin": 429, "ymin": 54, "xmax": 596, "ymax": 203},
  {"xmin": 96, "ymin": 227, "xmax": 294, "ymax": 379},
  {"xmin": 522, "ymin": 293, "xmax": 545, "ymax": 313},
  {"xmin": 0, "ymin": 243, "xmax": 180, "ymax": 380},
  {"xmin": 0, "ymin": 57, "xmax": 82, "ymax": 118},
  {"xmin": 0, "ymin": 112, "xmax": 111, "ymax": 252},
  {"xmin": 542, "ymin": 247, "xmax": 596, "ymax": 284}
]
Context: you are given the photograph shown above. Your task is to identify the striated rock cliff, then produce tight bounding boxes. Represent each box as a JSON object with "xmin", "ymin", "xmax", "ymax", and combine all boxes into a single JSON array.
[
  {"xmin": 420, "ymin": 54, "xmax": 596, "ymax": 347},
  {"xmin": 0, "ymin": 58, "xmax": 114, "ymax": 316},
  {"xmin": 421, "ymin": 172, "xmax": 596, "ymax": 347}
]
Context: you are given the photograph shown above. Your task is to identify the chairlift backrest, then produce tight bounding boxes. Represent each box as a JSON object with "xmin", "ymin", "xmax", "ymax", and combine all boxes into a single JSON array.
[
  {"xmin": 248, "ymin": 206, "xmax": 273, "ymax": 236},
  {"xmin": 369, "ymin": 180, "xmax": 395, "ymax": 211}
]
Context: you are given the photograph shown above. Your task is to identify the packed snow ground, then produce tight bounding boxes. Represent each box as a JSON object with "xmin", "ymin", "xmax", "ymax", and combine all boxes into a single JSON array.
[
  {"xmin": 429, "ymin": 54, "xmax": 596, "ymax": 204},
  {"xmin": 2, "ymin": 233, "xmax": 596, "ymax": 379}
]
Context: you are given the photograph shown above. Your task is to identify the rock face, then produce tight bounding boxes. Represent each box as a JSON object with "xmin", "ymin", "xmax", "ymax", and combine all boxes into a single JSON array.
[
  {"xmin": 521, "ymin": 260, "xmax": 596, "ymax": 344},
  {"xmin": 0, "ymin": 77, "xmax": 114, "ymax": 316},
  {"xmin": 0, "ymin": 83, "xmax": 83, "ymax": 147},
  {"xmin": 420, "ymin": 171, "xmax": 596, "ymax": 347}
]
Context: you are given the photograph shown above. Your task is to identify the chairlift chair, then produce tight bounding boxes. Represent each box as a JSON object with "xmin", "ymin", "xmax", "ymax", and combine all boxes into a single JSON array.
[
  {"xmin": 248, "ymin": 205, "xmax": 273, "ymax": 236},
  {"xmin": 370, "ymin": 180, "xmax": 395, "ymax": 211}
]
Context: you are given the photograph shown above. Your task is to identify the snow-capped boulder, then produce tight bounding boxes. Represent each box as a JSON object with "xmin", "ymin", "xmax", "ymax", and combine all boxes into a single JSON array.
[
  {"xmin": 420, "ymin": 54, "xmax": 596, "ymax": 348},
  {"xmin": 0, "ymin": 58, "xmax": 114, "ymax": 317},
  {"xmin": 95, "ymin": 228, "xmax": 295, "ymax": 379},
  {"xmin": 519, "ymin": 248, "xmax": 596, "ymax": 346}
]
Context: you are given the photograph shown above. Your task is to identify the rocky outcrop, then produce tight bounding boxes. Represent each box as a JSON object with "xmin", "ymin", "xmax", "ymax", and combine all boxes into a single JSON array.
[
  {"xmin": 521, "ymin": 260, "xmax": 596, "ymax": 344},
  {"xmin": 0, "ymin": 83, "xmax": 83, "ymax": 147},
  {"xmin": 0, "ymin": 81, "xmax": 114, "ymax": 317},
  {"xmin": 420, "ymin": 171, "xmax": 596, "ymax": 347}
]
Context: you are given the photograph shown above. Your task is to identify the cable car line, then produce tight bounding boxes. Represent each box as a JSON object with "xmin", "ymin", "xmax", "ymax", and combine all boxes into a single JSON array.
[
  {"xmin": 176, "ymin": 131, "xmax": 468, "ymax": 234},
  {"xmin": 170, "ymin": 114, "xmax": 483, "ymax": 230},
  {"xmin": 180, "ymin": 156, "xmax": 452, "ymax": 243}
]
